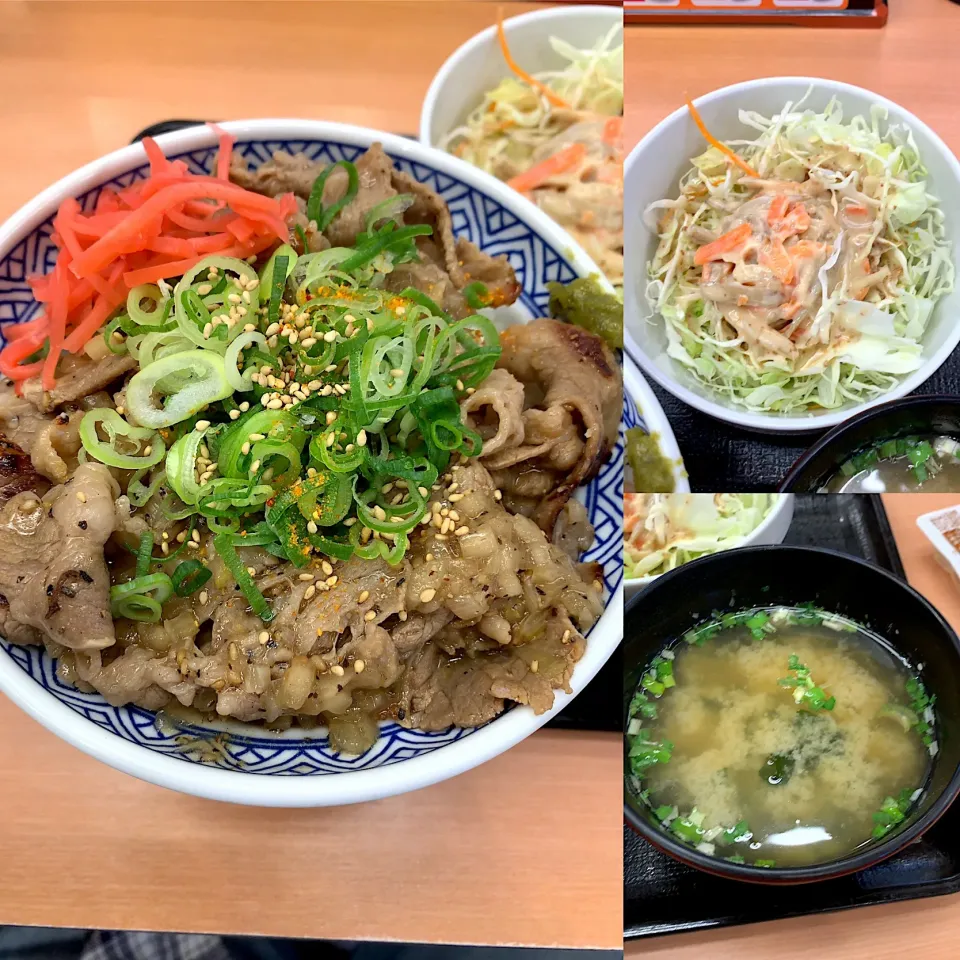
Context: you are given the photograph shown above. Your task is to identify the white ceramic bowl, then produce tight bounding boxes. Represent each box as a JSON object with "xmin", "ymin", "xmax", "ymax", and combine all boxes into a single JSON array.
[
  {"xmin": 623, "ymin": 494, "xmax": 795, "ymax": 600},
  {"xmin": 419, "ymin": 4, "xmax": 622, "ymax": 150},
  {"xmin": 624, "ymin": 77, "xmax": 960, "ymax": 435},
  {"xmin": 0, "ymin": 120, "xmax": 623, "ymax": 806},
  {"xmin": 622, "ymin": 351, "xmax": 689, "ymax": 493}
]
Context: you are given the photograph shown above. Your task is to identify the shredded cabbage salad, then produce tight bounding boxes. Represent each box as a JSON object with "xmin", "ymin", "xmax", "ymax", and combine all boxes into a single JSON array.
[
  {"xmin": 646, "ymin": 94, "xmax": 955, "ymax": 414},
  {"xmin": 442, "ymin": 23, "xmax": 623, "ymax": 283},
  {"xmin": 624, "ymin": 493, "xmax": 778, "ymax": 579}
]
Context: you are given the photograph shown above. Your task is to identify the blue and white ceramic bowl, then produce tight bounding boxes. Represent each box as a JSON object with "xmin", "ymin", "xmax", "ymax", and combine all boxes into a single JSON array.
[{"xmin": 0, "ymin": 120, "xmax": 623, "ymax": 806}]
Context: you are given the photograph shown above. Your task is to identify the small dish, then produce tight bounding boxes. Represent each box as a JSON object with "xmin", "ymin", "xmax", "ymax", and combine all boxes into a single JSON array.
[{"xmin": 624, "ymin": 544, "xmax": 960, "ymax": 883}]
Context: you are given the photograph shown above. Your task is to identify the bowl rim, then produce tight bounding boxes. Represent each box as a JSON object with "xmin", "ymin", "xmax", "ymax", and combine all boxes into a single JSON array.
[
  {"xmin": 622, "ymin": 492, "xmax": 794, "ymax": 590},
  {"xmin": 418, "ymin": 3, "xmax": 623, "ymax": 148},
  {"xmin": 624, "ymin": 75, "xmax": 960, "ymax": 436},
  {"xmin": 623, "ymin": 543, "xmax": 960, "ymax": 882},
  {"xmin": 779, "ymin": 394, "xmax": 960, "ymax": 491},
  {"xmin": 0, "ymin": 118, "xmax": 623, "ymax": 807}
]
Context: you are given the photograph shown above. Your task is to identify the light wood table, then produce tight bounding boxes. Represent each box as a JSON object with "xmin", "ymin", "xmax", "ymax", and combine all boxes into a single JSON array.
[
  {"xmin": 0, "ymin": 1, "xmax": 622, "ymax": 949},
  {"xmin": 625, "ymin": 0, "xmax": 960, "ymax": 155},
  {"xmin": 624, "ymin": 495, "xmax": 960, "ymax": 960}
]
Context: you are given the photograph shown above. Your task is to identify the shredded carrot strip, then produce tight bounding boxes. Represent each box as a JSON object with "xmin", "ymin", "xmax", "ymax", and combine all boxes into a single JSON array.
[
  {"xmin": 70, "ymin": 180, "xmax": 287, "ymax": 279},
  {"xmin": 165, "ymin": 208, "xmax": 238, "ymax": 233},
  {"xmin": 602, "ymin": 116, "xmax": 623, "ymax": 148},
  {"xmin": 209, "ymin": 123, "xmax": 236, "ymax": 181},
  {"xmin": 686, "ymin": 97, "xmax": 759, "ymax": 179},
  {"xmin": 2, "ymin": 134, "xmax": 296, "ymax": 388},
  {"xmin": 507, "ymin": 143, "xmax": 587, "ymax": 193},
  {"xmin": 694, "ymin": 222, "xmax": 753, "ymax": 266},
  {"xmin": 42, "ymin": 263, "xmax": 70, "ymax": 390},
  {"xmin": 496, "ymin": 9, "xmax": 570, "ymax": 110}
]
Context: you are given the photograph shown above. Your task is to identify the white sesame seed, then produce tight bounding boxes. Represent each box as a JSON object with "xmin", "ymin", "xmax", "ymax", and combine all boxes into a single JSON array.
[
  {"xmin": 195, "ymin": 420, "xmax": 210, "ymax": 431},
  {"xmin": 530, "ymin": 660, "xmax": 539, "ymax": 674},
  {"xmin": 259, "ymin": 630, "xmax": 270, "ymax": 644},
  {"xmin": 354, "ymin": 659, "xmax": 365, "ymax": 674},
  {"xmin": 246, "ymin": 566, "xmax": 257, "ymax": 577},
  {"xmin": 229, "ymin": 409, "xmax": 241, "ymax": 420},
  {"xmin": 364, "ymin": 610, "xmax": 377, "ymax": 621},
  {"xmin": 249, "ymin": 433, "xmax": 265, "ymax": 442},
  {"xmin": 326, "ymin": 575, "xmax": 338, "ymax": 587},
  {"xmin": 198, "ymin": 590, "xmax": 208, "ymax": 605},
  {"xmin": 76, "ymin": 491, "xmax": 87, "ymax": 503},
  {"xmin": 304, "ymin": 585, "xmax": 316, "ymax": 600},
  {"xmin": 307, "ymin": 520, "xmax": 318, "ymax": 534},
  {"xmin": 241, "ymin": 442, "xmax": 251, "ymax": 456},
  {"xmin": 419, "ymin": 588, "xmax": 436, "ymax": 603},
  {"xmin": 331, "ymin": 664, "xmax": 345, "ymax": 677},
  {"xmin": 321, "ymin": 560, "xmax": 333, "ymax": 576},
  {"xmin": 358, "ymin": 590, "xmax": 370, "ymax": 603},
  {"xmin": 239, "ymin": 402, "xmax": 250, "ymax": 412},
  {"xmin": 356, "ymin": 429, "xmax": 367, "ymax": 447}
]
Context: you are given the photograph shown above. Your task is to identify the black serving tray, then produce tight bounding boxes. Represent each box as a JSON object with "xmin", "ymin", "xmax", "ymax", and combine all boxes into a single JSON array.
[
  {"xmin": 624, "ymin": 493, "xmax": 960, "ymax": 939},
  {"xmin": 125, "ymin": 119, "xmax": 621, "ymax": 736},
  {"xmin": 643, "ymin": 374, "xmax": 960, "ymax": 494}
]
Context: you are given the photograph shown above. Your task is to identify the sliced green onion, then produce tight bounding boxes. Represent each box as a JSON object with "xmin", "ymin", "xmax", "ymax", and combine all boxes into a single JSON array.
[
  {"xmin": 267, "ymin": 254, "xmax": 289, "ymax": 327},
  {"xmin": 110, "ymin": 573, "xmax": 173, "ymax": 623},
  {"xmin": 258, "ymin": 244, "xmax": 297, "ymax": 305},
  {"xmin": 103, "ymin": 317, "xmax": 128, "ymax": 355},
  {"xmin": 307, "ymin": 160, "xmax": 359, "ymax": 230},
  {"xmin": 338, "ymin": 223, "xmax": 433, "ymax": 274},
  {"xmin": 135, "ymin": 531, "xmax": 155, "ymax": 579},
  {"xmin": 364, "ymin": 193, "xmax": 414, "ymax": 232},
  {"xmin": 462, "ymin": 281, "xmax": 490, "ymax": 310},
  {"xmin": 224, "ymin": 330, "xmax": 267, "ymax": 392},
  {"xmin": 172, "ymin": 559, "xmax": 212, "ymax": 597},
  {"xmin": 213, "ymin": 533, "xmax": 274, "ymax": 622},
  {"xmin": 125, "ymin": 351, "xmax": 232, "ymax": 428},
  {"xmin": 127, "ymin": 284, "xmax": 173, "ymax": 328},
  {"xmin": 80, "ymin": 408, "xmax": 166, "ymax": 470},
  {"xmin": 165, "ymin": 428, "xmax": 207, "ymax": 505}
]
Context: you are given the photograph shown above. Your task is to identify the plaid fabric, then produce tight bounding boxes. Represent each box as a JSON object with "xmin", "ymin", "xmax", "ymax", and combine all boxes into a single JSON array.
[{"xmin": 81, "ymin": 932, "xmax": 231, "ymax": 960}]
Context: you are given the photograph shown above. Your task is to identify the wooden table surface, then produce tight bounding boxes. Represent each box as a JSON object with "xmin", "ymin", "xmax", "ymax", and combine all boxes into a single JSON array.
[
  {"xmin": 0, "ymin": 1, "xmax": 623, "ymax": 949},
  {"xmin": 625, "ymin": 495, "xmax": 960, "ymax": 960},
  {"xmin": 624, "ymin": 0, "xmax": 960, "ymax": 156}
]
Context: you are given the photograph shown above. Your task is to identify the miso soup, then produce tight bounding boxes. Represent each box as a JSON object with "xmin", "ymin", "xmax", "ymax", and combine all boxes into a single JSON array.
[
  {"xmin": 626, "ymin": 606, "xmax": 936, "ymax": 868},
  {"xmin": 825, "ymin": 435, "xmax": 960, "ymax": 493}
]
